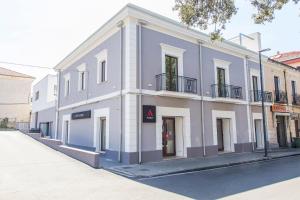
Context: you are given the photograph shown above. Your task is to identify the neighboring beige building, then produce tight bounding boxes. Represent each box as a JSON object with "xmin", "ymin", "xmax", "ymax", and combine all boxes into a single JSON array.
[
  {"xmin": 0, "ymin": 67, "xmax": 34, "ymax": 128},
  {"xmin": 264, "ymin": 59, "xmax": 300, "ymax": 148},
  {"xmin": 272, "ymin": 51, "xmax": 300, "ymax": 69}
]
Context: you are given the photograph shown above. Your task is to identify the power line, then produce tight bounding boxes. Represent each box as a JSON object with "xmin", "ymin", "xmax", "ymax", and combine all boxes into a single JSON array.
[{"xmin": 0, "ymin": 61, "xmax": 54, "ymax": 69}]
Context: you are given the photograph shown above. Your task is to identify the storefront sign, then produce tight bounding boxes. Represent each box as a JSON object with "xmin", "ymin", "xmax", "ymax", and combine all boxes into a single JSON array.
[
  {"xmin": 71, "ymin": 110, "xmax": 91, "ymax": 120},
  {"xmin": 271, "ymin": 105, "xmax": 288, "ymax": 113},
  {"xmin": 143, "ymin": 105, "xmax": 156, "ymax": 123}
]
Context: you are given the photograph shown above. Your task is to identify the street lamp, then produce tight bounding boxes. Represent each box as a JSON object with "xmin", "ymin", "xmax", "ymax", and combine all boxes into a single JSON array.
[{"xmin": 259, "ymin": 48, "xmax": 271, "ymax": 157}]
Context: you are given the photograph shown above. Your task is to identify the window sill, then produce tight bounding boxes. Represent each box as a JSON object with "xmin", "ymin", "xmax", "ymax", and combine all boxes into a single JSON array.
[{"xmin": 97, "ymin": 81, "xmax": 108, "ymax": 84}]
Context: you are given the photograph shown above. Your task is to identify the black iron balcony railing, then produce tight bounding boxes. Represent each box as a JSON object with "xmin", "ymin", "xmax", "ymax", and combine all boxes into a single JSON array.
[
  {"xmin": 274, "ymin": 90, "xmax": 288, "ymax": 104},
  {"xmin": 211, "ymin": 84, "xmax": 243, "ymax": 99},
  {"xmin": 292, "ymin": 94, "xmax": 300, "ymax": 105},
  {"xmin": 250, "ymin": 90, "xmax": 273, "ymax": 102},
  {"xmin": 155, "ymin": 73, "xmax": 197, "ymax": 94}
]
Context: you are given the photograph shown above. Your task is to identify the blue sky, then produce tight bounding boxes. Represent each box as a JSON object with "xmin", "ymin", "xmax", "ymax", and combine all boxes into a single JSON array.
[{"xmin": 0, "ymin": 0, "xmax": 299, "ymax": 83}]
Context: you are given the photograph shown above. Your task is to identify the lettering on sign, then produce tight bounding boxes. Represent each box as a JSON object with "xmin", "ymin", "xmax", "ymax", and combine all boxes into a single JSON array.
[
  {"xmin": 71, "ymin": 110, "xmax": 91, "ymax": 120},
  {"xmin": 271, "ymin": 105, "xmax": 288, "ymax": 113}
]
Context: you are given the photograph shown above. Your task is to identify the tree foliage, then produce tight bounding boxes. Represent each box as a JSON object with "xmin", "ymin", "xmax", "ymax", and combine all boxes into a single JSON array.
[{"xmin": 174, "ymin": 0, "xmax": 299, "ymax": 40}]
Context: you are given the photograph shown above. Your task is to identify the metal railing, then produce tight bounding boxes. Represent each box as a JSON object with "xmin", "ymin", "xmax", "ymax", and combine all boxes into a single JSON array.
[
  {"xmin": 292, "ymin": 94, "xmax": 300, "ymax": 105},
  {"xmin": 274, "ymin": 90, "xmax": 288, "ymax": 104},
  {"xmin": 155, "ymin": 73, "xmax": 197, "ymax": 94},
  {"xmin": 211, "ymin": 84, "xmax": 243, "ymax": 99},
  {"xmin": 250, "ymin": 90, "xmax": 273, "ymax": 102}
]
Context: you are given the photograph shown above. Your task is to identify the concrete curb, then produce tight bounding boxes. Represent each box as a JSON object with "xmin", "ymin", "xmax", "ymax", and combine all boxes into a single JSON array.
[{"xmin": 108, "ymin": 153, "xmax": 300, "ymax": 179}]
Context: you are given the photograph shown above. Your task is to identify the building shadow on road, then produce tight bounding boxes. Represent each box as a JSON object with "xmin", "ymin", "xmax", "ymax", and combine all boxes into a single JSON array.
[{"xmin": 137, "ymin": 157, "xmax": 300, "ymax": 199}]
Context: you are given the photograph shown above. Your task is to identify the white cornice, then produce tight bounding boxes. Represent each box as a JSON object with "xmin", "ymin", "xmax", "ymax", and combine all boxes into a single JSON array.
[{"xmin": 54, "ymin": 3, "xmax": 266, "ymax": 72}]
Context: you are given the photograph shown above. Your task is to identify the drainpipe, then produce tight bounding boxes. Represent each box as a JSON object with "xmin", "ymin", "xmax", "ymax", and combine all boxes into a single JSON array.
[
  {"xmin": 244, "ymin": 57, "xmax": 254, "ymax": 151},
  {"xmin": 198, "ymin": 40, "xmax": 206, "ymax": 156},
  {"xmin": 138, "ymin": 22, "xmax": 142, "ymax": 164},
  {"xmin": 117, "ymin": 21, "xmax": 124, "ymax": 162},
  {"xmin": 55, "ymin": 70, "xmax": 61, "ymax": 140}
]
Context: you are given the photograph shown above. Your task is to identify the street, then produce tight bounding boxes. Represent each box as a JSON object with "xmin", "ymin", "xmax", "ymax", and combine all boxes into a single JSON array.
[
  {"xmin": 139, "ymin": 155, "xmax": 300, "ymax": 199},
  {"xmin": 2, "ymin": 131, "xmax": 300, "ymax": 200},
  {"xmin": 0, "ymin": 131, "xmax": 186, "ymax": 200}
]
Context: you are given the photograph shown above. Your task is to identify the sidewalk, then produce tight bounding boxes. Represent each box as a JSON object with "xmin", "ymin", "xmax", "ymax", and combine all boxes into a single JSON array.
[{"xmin": 107, "ymin": 149, "xmax": 300, "ymax": 179}]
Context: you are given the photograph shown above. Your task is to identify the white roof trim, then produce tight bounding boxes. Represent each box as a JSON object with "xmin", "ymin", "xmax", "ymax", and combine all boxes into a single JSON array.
[{"xmin": 54, "ymin": 3, "xmax": 267, "ymax": 71}]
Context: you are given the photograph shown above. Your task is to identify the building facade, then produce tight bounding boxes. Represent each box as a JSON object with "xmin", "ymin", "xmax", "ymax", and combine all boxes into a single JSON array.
[
  {"xmin": 31, "ymin": 74, "xmax": 57, "ymax": 138},
  {"xmin": 264, "ymin": 60, "xmax": 300, "ymax": 148},
  {"xmin": 272, "ymin": 51, "xmax": 300, "ymax": 69},
  {"xmin": 46, "ymin": 4, "xmax": 298, "ymax": 164},
  {"xmin": 0, "ymin": 67, "xmax": 34, "ymax": 128}
]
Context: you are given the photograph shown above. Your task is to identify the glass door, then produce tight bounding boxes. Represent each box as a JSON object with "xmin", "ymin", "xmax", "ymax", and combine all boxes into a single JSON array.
[
  {"xmin": 217, "ymin": 68, "xmax": 226, "ymax": 97},
  {"xmin": 100, "ymin": 118, "xmax": 106, "ymax": 152},
  {"xmin": 252, "ymin": 76, "xmax": 259, "ymax": 101},
  {"xmin": 217, "ymin": 119, "xmax": 224, "ymax": 151},
  {"xmin": 162, "ymin": 117, "xmax": 176, "ymax": 157},
  {"xmin": 165, "ymin": 55, "xmax": 178, "ymax": 92},
  {"xmin": 274, "ymin": 76, "xmax": 280, "ymax": 101}
]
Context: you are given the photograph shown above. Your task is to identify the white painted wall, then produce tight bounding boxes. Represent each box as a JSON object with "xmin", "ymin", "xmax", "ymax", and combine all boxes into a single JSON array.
[{"xmin": 32, "ymin": 74, "xmax": 57, "ymax": 113}]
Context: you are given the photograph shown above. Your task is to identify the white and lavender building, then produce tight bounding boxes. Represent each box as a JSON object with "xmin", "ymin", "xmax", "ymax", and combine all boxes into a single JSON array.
[
  {"xmin": 31, "ymin": 74, "xmax": 57, "ymax": 138},
  {"xmin": 45, "ymin": 4, "xmax": 274, "ymax": 164}
]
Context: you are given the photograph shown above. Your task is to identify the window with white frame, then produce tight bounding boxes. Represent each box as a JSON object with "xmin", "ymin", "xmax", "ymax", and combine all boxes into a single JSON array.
[
  {"xmin": 213, "ymin": 59, "xmax": 231, "ymax": 85},
  {"xmin": 160, "ymin": 43, "xmax": 185, "ymax": 76},
  {"xmin": 77, "ymin": 63, "xmax": 86, "ymax": 91},
  {"xmin": 64, "ymin": 73, "xmax": 70, "ymax": 97},
  {"xmin": 250, "ymin": 69, "xmax": 261, "ymax": 102},
  {"xmin": 95, "ymin": 49, "xmax": 108, "ymax": 84}
]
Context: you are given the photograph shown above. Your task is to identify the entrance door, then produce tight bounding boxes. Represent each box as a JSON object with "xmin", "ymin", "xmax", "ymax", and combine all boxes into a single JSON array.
[
  {"xmin": 65, "ymin": 121, "xmax": 69, "ymax": 144},
  {"xmin": 217, "ymin": 119, "xmax": 224, "ymax": 151},
  {"xmin": 254, "ymin": 119, "xmax": 264, "ymax": 149},
  {"xmin": 165, "ymin": 55, "xmax": 178, "ymax": 92},
  {"xmin": 99, "ymin": 117, "xmax": 106, "ymax": 152},
  {"xmin": 276, "ymin": 116, "xmax": 287, "ymax": 147},
  {"xmin": 295, "ymin": 120, "xmax": 299, "ymax": 137},
  {"xmin": 217, "ymin": 68, "xmax": 226, "ymax": 97},
  {"xmin": 162, "ymin": 117, "xmax": 176, "ymax": 157}
]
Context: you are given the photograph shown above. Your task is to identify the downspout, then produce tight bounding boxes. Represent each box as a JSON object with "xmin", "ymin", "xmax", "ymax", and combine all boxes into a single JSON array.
[
  {"xmin": 244, "ymin": 57, "xmax": 254, "ymax": 151},
  {"xmin": 138, "ymin": 22, "xmax": 142, "ymax": 164},
  {"xmin": 55, "ymin": 70, "xmax": 61, "ymax": 140},
  {"xmin": 118, "ymin": 21, "xmax": 124, "ymax": 162},
  {"xmin": 198, "ymin": 41, "xmax": 206, "ymax": 156}
]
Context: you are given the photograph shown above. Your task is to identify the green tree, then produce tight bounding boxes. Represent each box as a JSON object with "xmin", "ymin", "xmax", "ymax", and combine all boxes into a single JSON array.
[{"xmin": 174, "ymin": 0, "xmax": 299, "ymax": 40}]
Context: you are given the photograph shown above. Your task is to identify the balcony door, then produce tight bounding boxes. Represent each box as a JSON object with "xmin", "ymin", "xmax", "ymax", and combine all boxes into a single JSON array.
[
  {"xmin": 217, "ymin": 67, "xmax": 226, "ymax": 97},
  {"xmin": 165, "ymin": 55, "xmax": 178, "ymax": 92},
  {"xmin": 274, "ymin": 76, "xmax": 280, "ymax": 101},
  {"xmin": 292, "ymin": 80, "xmax": 296, "ymax": 103},
  {"xmin": 252, "ymin": 76, "xmax": 258, "ymax": 100}
]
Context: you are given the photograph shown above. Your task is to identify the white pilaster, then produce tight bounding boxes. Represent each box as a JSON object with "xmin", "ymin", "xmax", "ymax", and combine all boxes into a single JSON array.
[{"xmin": 124, "ymin": 17, "xmax": 138, "ymax": 152}]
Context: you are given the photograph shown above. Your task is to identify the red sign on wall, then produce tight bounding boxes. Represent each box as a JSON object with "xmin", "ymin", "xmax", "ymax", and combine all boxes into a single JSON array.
[
  {"xmin": 271, "ymin": 105, "xmax": 288, "ymax": 113},
  {"xmin": 143, "ymin": 105, "xmax": 156, "ymax": 123}
]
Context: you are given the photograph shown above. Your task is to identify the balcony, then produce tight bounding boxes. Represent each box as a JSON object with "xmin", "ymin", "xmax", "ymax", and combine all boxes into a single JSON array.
[
  {"xmin": 155, "ymin": 73, "xmax": 197, "ymax": 94},
  {"xmin": 250, "ymin": 90, "xmax": 273, "ymax": 102},
  {"xmin": 274, "ymin": 90, "xmax": 288, "ymax": 104},
  {"xmin": 211, "ymin": 84, "xmax": 243, "ymax": 99},
  {"xmin": 292, "ymin": 94, "xmax": 300, "ymax": 105}
]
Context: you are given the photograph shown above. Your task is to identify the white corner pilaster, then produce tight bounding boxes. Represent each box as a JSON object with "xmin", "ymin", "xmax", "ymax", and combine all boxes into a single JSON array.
[{"xmin": 124, "ymin": 17, "xmax": 138, "ymax": 152}]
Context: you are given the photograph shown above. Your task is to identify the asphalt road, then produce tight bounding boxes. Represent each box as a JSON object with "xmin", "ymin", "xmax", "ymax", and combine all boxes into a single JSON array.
[
  {"xmin": 139, "ymin": 156, "xmax": 300, "ymax": 200},
  {"xmin": 0, "ymin": 131, "xmax": 187, "ymax": 200}
]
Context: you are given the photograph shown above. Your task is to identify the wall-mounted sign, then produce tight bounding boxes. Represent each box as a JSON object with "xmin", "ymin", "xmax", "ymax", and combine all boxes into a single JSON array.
[
  {"xmin": 271, "ymin": 105, "xmax": 288, "ymax": 113},
  {"xmin": 71, "ymin": 110, "xmax": 91, "ymax": 120},
  {"xmin": 143, "ymin": 105, "xmax": 156, "ymax": 123}
]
